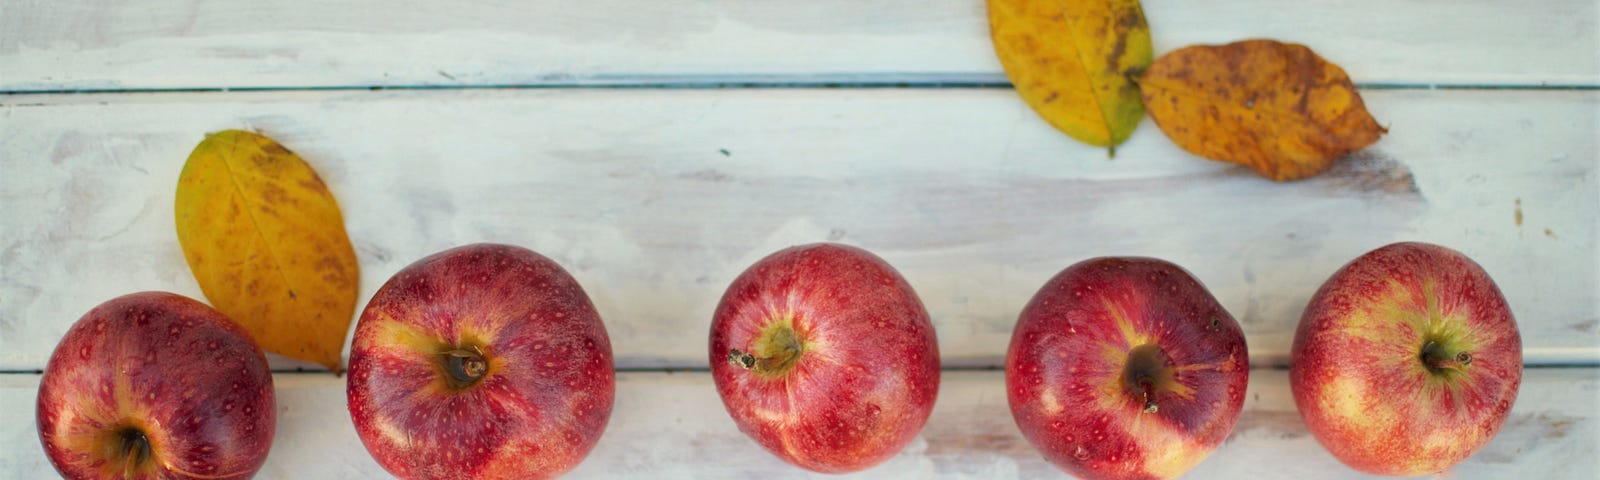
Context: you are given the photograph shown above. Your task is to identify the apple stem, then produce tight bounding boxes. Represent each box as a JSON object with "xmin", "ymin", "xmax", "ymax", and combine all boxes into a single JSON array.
[
  {"xmin": 727, "ymin": 350, "xmax": 758, "ymax": 370},
  {"xmin": 1421, "ymin": 341, "xmax": 1473, "ymax": 371},
  {"xmin": 1138, "ymin": 379, "xmax": 1159, "ymax": 413},
  {"xmin": 726, "ymin": 344, "xmax": 803, "ymax": 376},
  {"xmin": 726, "ymin": 322, "xmax": 806, "ymax": 377},
  {"xmin": 118, "ymin": 427, "xmax": 151, "ymax": 476},
  {"xmin": 442, "ymin": 346, "xmax": 488, "ymax": 387},
  {"xmin": 1123, "ymin": 344, "xmax": 1169, "ymax": 414}
]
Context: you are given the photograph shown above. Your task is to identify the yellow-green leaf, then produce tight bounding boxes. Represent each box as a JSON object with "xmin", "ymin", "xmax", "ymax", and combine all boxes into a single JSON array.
[
  {"xmin": 1138, "ymin": 39, "xmax": 1386, "ymax": 181},
  {"xmin": 989, "ymin": 0, "xmax": 1153, "ymax": 153},
  {"xmin": 175, "ymin": 130, "xmax": 358, "ymax": 372}
]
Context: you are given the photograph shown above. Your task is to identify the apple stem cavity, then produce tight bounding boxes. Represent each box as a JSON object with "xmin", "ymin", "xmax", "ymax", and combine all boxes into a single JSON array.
[
  {"xmin": 1123, "ymin": 344, "xmax": 1173, "ymax": 414},
  {"xmin": 1138, "ymin": 379, "xmax": 1159, "ymax": 413},
  {"xmin": 442, "ymin": 346, "xmax": 489, "ymax": 388},
  {"xmin": 1420, "ymin": 340, "xmax": 1473, "ymax": 373},
  {"xmin": 727, "ymin": 317, "xmax": 807, "ymax": 378},
  {"xmin": 116, "ymin": 427, "xmax": 152, "ymax": 476},
  {"xmin": 1141, "ymin": 380, "xmax": 1159, "ymax": 413}
]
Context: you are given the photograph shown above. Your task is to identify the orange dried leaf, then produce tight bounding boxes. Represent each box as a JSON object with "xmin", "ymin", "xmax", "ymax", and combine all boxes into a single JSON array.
[
  {"xmin": 1139, "ymin": 39, "xmax": 1386, "ymax": 181},
  {"xmin": 989, "ymin": 0, "xmax": 1153, "ymax": 153},
  {"xmin": 175, "ymin": 130, "xmax": 359, "ymax": 372}
]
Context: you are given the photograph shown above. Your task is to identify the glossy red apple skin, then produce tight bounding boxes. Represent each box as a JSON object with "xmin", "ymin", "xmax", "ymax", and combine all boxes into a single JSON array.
[
  {"xmin": 347, "ymin": 243, "xmax": 614, "ymax": 480},
  {"xmin": 37, "ymin": 291, "xmax": 275, "ymax": 480},
  {"xmin": 1291, "ymin": 242, "xmax": 1521, "ymax": 476},
  {"xmin": 709, "ymin": 243, "xmax": 939, "ymax": 473},
  {"xmin": 1008, "ymin": 257, "xmax": 1248, "ymax": 480}
]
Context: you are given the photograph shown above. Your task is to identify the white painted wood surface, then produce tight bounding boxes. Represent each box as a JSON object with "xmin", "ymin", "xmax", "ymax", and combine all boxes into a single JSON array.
[
  {"xmin": 4, "ymin": 0, "xmax": 1598, "ymax": 477},
  {"xmin": 0, "ymin": 370, "xmax": 1595, "ymax": 479},
  {"xmin": 3, "ymin": 89, "xmax": 1595, "ymax": 371},
  {"xmin": 1, "ymin": 0, "xmax": 1596, "ymax": 91}
]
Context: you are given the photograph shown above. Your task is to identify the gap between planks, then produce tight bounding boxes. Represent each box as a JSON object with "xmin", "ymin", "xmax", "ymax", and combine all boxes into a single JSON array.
[
  {"xmin": 3, "ymin": 0, "xmax": 1596, "ymax": 92},
  {"xmin": 4, "ymin": 79, "xmax": 1600, "ymax": 96}
]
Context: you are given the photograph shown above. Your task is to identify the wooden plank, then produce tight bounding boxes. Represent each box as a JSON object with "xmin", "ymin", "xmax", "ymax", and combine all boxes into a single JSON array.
[
  {"xmin": 1, "ymin": 0, "xmax": 1595, "ymax": 91},
  {"xmin": 1, "ymin": 88, "xmax": 1595, "ymax": 371},
  {"xmin": 0, "ymin": 369, "xmax": 1594, "ymax": 478}
]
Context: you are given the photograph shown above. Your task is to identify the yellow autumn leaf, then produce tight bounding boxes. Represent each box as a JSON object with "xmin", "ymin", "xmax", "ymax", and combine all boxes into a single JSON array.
[
  {"xmin": 175, "ymin": 130, "xmax": 359, "ymax": 372},
  {"xmin": 1138, "ymin": 39, "xmax": 1387, "ymax": 181},
  {"xmin": 989, "ymin": 0, "xmax": 1153, "ymax": 154}
]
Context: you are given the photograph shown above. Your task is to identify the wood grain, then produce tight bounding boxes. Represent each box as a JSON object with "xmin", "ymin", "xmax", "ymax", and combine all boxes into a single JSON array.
[
  {"xmin": 0, "ymin": 369, "xmax": 1594, "ymax": 478},
  {"xmin": 5, "ymin": 2, "xmax": 1594, "ymax": 476},
  {"xmin": 1, "ymin": 0, "xmax": 1595, "ymax": 91},
  {"xmin": 2, "ymin": 88, "xmax": 1593, "ymax": 371}
]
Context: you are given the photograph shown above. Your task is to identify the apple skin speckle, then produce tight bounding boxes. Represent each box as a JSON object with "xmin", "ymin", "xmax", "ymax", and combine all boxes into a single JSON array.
[
  {"xmin": 1007, "ymin": 257, "xmax": 1247, "ymax": 480},
  {"xmin": 37, "ymin": 292, "xmax": 275, "ymax": 480},
  {"xmin": 348, "ymin": 243, "xmax": 614, "ymax": 480},
  {"xmin": 709, "ymin": 243, "xmax": 940, "ymax": 474},
  {"xmin": 1291, "ymin": 242, "xmax": 1521, "ymax": 476}
]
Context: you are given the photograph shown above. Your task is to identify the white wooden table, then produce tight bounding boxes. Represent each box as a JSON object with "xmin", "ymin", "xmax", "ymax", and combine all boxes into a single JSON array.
[{"xmin": 2, "ymin": 1, "xmax": 1596, "ymax": 478}]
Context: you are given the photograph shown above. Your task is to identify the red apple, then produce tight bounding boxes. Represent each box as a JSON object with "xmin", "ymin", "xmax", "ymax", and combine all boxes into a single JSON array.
[
  {"xmin": 709, "ymin": 243, "xmax": 939, "ymax": 473},
  {"xmin": 37, "ymin": 291, "xmax": 275, "ymax": 480},
  {"xmin": 1007, "ymin": 257, "xmax": 1248, "ymax": 480},
  {"xmin": 347, "ymin": 243, "xmax": 614, "ymax": 480},
  {"xmin": 1291, "ymin": 242, "xmax": 1521, "ymax": 476}
]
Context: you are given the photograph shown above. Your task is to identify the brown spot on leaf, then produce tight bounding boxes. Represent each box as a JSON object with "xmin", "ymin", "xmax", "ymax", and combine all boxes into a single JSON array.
[
  {"xmin": 259, "ymin": 183, "xmax": 288, "ymax": 204},
  {"xmin": 1168, "ymin": 67, "xmax": 1192, "ymax": 82},
  {"xmin": 1103, "ymin": 6, "xmax": 1144, "ymax": 74},
  {"xmin": 260, "ymin": 141, "xmax": 292, "ymax": 159},
  {"xmin": 176, "ymin": 129, "xmax": 357, "ymax": 373},
  {"xmin": 990, "ymin": 0, "xmax": 1152, "ymax": 148},
  {"xmin": 299, "ymin": 175, "xmax": 328, "ymax": 193},
  {"xmin": 1139, "ymin": 39, "xmax": 1386, "ymax": 181}
]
